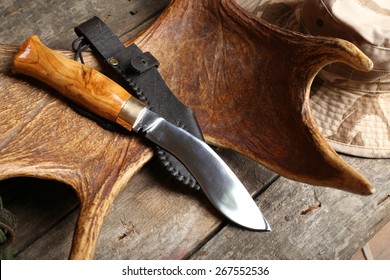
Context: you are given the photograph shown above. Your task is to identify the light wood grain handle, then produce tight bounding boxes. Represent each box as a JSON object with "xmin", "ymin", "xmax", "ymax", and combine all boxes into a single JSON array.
[{"xmin": 12, "ymin": 35, "xmax": 134, "ymax": 123}]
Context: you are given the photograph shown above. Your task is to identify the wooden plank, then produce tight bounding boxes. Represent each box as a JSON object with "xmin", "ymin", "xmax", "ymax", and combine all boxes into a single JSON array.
[
  {"xmin": 2, "ymin": 0, "xmax": 389, "ymax": 261},
  {"xmin": 0, "ymin": 0, "xmax": 169, "ymax": 259},
  {"xmin": 0, "ymin": 178, "xmax": 78, "ymax": 256},
  {"xmin": 15, "ymin": 150, "xmax": 276, "ymax": 259},
  {"xmin": 0, "ymin": 0, "xmax": 170, "ymax": 48},
  {"xmin": 15, "ymin": 209, "xmax": 79, "ymax": 259},
  {"xmin": 191, "ymin": 156, "xmax": 390, "ymax": 259},
  {"xmin": 3, "ymin": 0, "xmax": 284, "ymax": 258},
  {"xmin": 366, "ymin": 221, "xmax": 390, "ymax": 259},
  {"xmin": 352, "ymin": 248, "xmax": 366, "ymax": 260}
]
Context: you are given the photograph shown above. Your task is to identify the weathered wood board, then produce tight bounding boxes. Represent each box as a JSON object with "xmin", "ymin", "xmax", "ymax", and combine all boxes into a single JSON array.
[
  {"xmin": 0, "ymin": 178, "xmax": 78, "ymax": 257},
  {"xmin": 0, "ymin": 0, "xmax": 389, "ymax": 260},
  {"xmin": 192, "ymin": 156, "xmax": 390, "ymax": 259},
  {"xmin": 0, "ymin": 0, "xmax": 171, "ymax": 49},
  {"xmin": 0, "ymin": 0, "xmax": 171, "ymax": 259},
  {"xmin": 15, "ymin": 152, "xmax": 276, "ymax": 259}
]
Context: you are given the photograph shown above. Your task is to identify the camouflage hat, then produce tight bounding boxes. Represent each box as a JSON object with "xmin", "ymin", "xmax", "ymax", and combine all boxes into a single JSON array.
[{"xmin": 258, "ymin": 0, "xmax": 390, "ymax": 158}]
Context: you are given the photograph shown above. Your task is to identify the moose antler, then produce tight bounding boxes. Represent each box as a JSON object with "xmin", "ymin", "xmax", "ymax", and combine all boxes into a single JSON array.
[
  {"xmin": 130, "ymin": 0, "xmax": 374, "ymax": 194},
  {"xmin": 0, "ymin": 0, "xmax": 373, "ymax": 259}
]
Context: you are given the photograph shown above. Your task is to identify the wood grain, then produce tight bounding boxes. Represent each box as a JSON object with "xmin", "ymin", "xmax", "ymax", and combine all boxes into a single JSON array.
[
  {"xmin": 1, "ymin": 0, "xmax": 169, "ymax": 259},
  {"xmin": 1, "ymin": 44, "xmax": 153, "ymax": 259},
  {"xmin": 1, "ymin": 0, "xmax": 389, "ymax": 260},
  {"xmin": 15, "ymin": 151, "xmax": 276, "ymax": 259},
  {"xmin": 192, "ymin": 156, "xmax": 390, "ymax": 259},
  {"xmin": 367, "ymin": 221, "xmax": 390, "ymax": 259},
  {"xmin": 0, "ymin": 0, "xmax": 171, "ymax": 49},
  {"xmin": 13, "ymin": 36, "xmax": 131, "ymax": 122}
]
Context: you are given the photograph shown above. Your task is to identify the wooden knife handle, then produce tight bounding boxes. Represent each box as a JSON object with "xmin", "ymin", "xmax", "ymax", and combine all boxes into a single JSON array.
[{"xmin": 12, "ymin": 35, "xmax": 132, "ymax": 123}]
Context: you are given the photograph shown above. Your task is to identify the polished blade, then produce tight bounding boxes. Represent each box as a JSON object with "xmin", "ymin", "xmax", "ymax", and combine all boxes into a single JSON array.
[{"xmin": 133, "ymin": 108, "xmax": 271, "ymax": 231}]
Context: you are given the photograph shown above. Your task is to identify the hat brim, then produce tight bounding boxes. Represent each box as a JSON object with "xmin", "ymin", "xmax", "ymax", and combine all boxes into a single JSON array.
[
  {"xmin": 258, "ymin": 0, "xmax": 390, "ymax": 158},
  {"xmin": 310, "ymin": 78, "xmax": 390, "ymax": 158}
]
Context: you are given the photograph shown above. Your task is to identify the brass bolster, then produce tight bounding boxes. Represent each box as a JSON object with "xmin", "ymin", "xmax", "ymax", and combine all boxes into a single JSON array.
[{"xmin": 116, "ymin": 97, "xmax": 146, "ymax": 130}]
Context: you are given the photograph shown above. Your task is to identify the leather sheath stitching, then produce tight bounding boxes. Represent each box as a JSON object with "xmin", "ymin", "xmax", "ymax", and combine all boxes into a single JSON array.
[
  {"xmin": 113, "ymin": 61, "xmax": 199, "ymax": 190},
  {"xmin": 73, "ymin": 16, "xmax": 202, "ymax": 190}
]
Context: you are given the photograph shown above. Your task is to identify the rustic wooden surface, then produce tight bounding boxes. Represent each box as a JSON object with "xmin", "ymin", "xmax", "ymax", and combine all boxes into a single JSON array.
[
  {"xmin": 0, "ymin": 0, "xmax": 389, "ymax": 260},
  {"xmin": 0, "ymin": 41, "xmax": 155, "ymax": 259},
  {"xmin": 192, "ymin": 156, "xmax": 390, "ymax": 259}
]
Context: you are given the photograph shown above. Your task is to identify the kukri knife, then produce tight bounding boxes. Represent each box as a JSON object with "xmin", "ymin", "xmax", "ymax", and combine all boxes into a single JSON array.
[{"xmin": 12, "ymin": 35, "xmax": 270, "ymax": 231}]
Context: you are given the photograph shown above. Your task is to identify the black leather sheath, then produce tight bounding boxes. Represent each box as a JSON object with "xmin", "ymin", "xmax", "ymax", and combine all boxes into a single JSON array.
[{"xmin": 73, "ymin": 16, "xmax": 203, "ymax": 189}]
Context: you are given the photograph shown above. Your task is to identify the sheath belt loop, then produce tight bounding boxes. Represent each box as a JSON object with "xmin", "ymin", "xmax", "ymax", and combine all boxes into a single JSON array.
[
  {"xmin": 129, "ymin": 52, "xmax": 160, "ymax": 73},
  {"xmin": 73, "ymin": 16, "xmax": 204, "ymax": 190}
]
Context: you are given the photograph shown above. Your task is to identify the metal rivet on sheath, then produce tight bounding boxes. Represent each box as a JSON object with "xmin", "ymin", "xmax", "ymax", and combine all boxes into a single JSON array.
[{"xmin": 108, "ymin": 57, "xmax": 119, "ymax": 66}]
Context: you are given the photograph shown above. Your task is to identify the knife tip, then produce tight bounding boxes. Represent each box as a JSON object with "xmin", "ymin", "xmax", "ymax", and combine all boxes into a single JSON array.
[
  {"xmin": 239, "ymin": 215, "xmax": 271, "ymax": 232},
  {"xmin": 256, "ymin": 217, "xmax": 272, "ymax": 232},
  {"xmin": 263, "ymin": 221, "xmax": 272, "ymax": 232}
]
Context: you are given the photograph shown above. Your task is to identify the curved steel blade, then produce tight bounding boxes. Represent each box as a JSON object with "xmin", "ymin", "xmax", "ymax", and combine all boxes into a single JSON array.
[{"xmin": 133, "ymin": 108, "xmax": 271, "ymax": 231}]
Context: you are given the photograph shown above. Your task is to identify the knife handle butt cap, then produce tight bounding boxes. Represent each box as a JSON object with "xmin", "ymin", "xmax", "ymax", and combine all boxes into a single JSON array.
[{"xmin": 12, "ymin": 35, "xmax": 139, "ymax": 125}]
